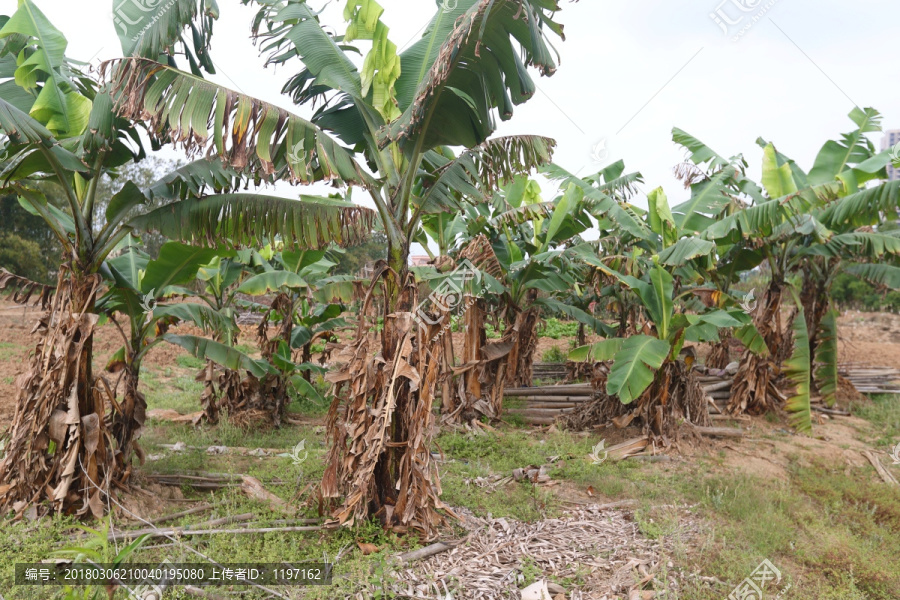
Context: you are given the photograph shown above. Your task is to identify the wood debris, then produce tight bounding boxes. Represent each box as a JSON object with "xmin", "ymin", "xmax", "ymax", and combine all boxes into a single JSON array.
[
  {"xmin": 839, "ymin": 364, "xmax": 900, "ymax": 395},
  {"xmin": 384, "ymin": 505, "xmax": 688, "ymax": 599}
]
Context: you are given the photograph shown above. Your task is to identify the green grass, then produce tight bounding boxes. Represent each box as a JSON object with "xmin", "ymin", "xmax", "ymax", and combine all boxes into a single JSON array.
[
  {"xmin": 854, "ymin": 394, "xmax": 900, "ymax": 448},
  {"xmin": 0, "ymin": 341, "xmax": 19, "ymax": 360},
  {"xmin": 175, "ymin": 353, "xmax": 205, "ymax": 370},
  {"xmin": 541, "ymin": 345, "xmax": 567, "ymax": 363},
  {"xmin": 5, "ymin": 362, "xmax": 900, "ymax": 599},
  {"xmin": 537, "ymin": 318, "xmax": 578, "ymax": 340}
]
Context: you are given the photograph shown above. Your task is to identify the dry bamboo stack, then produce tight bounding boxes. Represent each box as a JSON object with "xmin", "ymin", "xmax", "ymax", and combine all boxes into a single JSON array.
[
  {"xmin": 504, "ymin": 383, "xmax": 593, "ymax": 425},
  {"xmin": 531, "ymin": 362, "xmax": 569, "ymax": 381},
  {"xmin": 476, "ymin": 363, "xmax": 900, "ymax": 426},
  {"xmin": 838, "ymin": 364, "xmax": 900, "ymax": 394}
]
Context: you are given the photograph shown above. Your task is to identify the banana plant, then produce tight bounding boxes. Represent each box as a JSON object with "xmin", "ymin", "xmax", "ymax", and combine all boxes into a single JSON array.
[
  {"xmin": 697, "ymin": 108, "xmax": 900, "ymax": 420},
  {"xmin": 202, "ymin": 0, "xmax": 571, "ymax": 532},
  {"xmin": 98, "ymin": 239, "xmax": 240, "ymax": 454},
  {"xmin": 0, "ymin": 0, "xmax": 375, "ymax": 518},
  {"xmin": 569, "ymin": 244, "xmax": 762, "ymax": 438}
]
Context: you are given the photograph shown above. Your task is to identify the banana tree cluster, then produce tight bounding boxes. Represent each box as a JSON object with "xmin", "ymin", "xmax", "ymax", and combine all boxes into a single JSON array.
[
  {"xmin": 566, "ymin": 180, "xmax": 766, "ymax": 439},
  {"xmin": 0, "ymin": 0, "xmax": 374, "ymax": 518}
]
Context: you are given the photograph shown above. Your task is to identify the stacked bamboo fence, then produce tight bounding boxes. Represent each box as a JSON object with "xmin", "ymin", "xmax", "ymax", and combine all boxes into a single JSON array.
[
  {"xmin": 531, "ymin": 362, "xmax": 568, "ymax": 381},
  {"xmin": 473, "ymin": 363, "xmax": 900, "ymax": 426},
  {"xmin": 838, "ymin": 363, "xmax": 900, "ymax": 394}
]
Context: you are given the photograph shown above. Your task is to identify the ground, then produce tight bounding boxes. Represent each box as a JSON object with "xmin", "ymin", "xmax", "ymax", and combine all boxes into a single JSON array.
[{"xmin": 1, "ymin": 301, "xmax": 899, "ymax": 599}]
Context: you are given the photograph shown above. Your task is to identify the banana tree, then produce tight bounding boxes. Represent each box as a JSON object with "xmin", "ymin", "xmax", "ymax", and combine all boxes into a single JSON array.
[
  {"xmin": 430, "ymin": 177, "xmax": 612, "ymax": 423},
  {"xmin": 159, "ymin": 0, "xmax": 575, "ymax": 533},
  {"xmin": 566, "ymin": 178, "xmax": 766, "ymax": 439},
  {"xmin": 98, "ymin": 239, "xmax": 235, "ymax": 458},
  {"xmin": 0, "ymin": 0, "xmax": 373, "ymax": 518},
  {"xmin": 225, "ymin": 246, "xmax": 344, "ymax": 424},
  {"xmin": 699, "ymin": 108, "xmax": 900, "ymax": 420}
]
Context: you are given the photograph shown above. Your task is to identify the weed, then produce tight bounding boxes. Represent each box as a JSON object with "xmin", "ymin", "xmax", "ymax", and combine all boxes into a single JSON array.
[{"xmin": 541, "ymin": 345, "xmax": 567, "ymax": 363}]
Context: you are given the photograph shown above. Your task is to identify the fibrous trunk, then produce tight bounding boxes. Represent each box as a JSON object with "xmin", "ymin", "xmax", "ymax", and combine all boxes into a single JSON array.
[
  {"xmin": 706, "ymin": 330, "xmax": 732, "ymax": 370},
  {"xmin": 504, "ymin": 294, "xmax": 540, "ymax": 388},
  {"xmin": 563, "ymin": 360, "xmax": 709, "ymax": 442},
  {"xmin": 441, "ymin": 298, "xmax": 512, "ymax": 424},
  {"xmin": 729, "ymin": 280, "xmax": 784, "ymax": 415},
  {"xmin": 320, "ymin": 268, "xmax": 450, "ymax": 535},
  {"xmin": 800, "ymin": 264, "xmax": 833, "ymax": 360},
  {"xmin": 109, "ymin": 360, "xmax": 147, "ymax": 480},
  {"xmin": 0, "ymin": 267, "xmax": 115, "ymax": 518}
]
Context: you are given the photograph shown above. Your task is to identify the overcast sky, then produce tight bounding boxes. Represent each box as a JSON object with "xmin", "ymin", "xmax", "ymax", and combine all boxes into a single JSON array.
[{"xmin": 29, "ymin": 0, "xmax": 900, "ymax": 249}]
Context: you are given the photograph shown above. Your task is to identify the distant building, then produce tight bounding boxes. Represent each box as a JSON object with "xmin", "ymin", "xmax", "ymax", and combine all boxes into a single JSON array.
[
  {"xmin": 409, "ymin": 255, "xmax": 431, "ymax": 267},
  {"xmin": 882, "ymin": 130, "xmax": 900, "ymax": 181}
]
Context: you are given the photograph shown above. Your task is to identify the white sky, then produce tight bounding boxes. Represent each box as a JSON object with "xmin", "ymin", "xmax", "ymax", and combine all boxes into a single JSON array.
[{"xmin": 27, "ymin": 0, "xmax": 900, "ymax": 251}]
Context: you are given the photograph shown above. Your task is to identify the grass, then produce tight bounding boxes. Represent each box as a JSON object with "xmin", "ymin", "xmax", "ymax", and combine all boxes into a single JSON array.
[
  {"xmin": 3, "ymin": 355, "xmax": 900, "ymax": 598},
  {"xmin": 175, "ymin": 353, "xmax": 205, "ymax": 370},
  {"xmin": 854, "ymin": 393, "xmax": 900, "ymax": 448},
  {"xmin": 0, "ymin": 341, "xmax": 19, "ymax": 360},
  {"xmin": 541, "ymin": 345, "xmax": 567, "ymax": 363}
]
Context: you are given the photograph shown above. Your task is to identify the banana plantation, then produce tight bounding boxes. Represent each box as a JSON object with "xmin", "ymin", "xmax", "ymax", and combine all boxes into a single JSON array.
[{"xmin": 1, "ymin": 0, "xmax": 899, "ymax": 599}]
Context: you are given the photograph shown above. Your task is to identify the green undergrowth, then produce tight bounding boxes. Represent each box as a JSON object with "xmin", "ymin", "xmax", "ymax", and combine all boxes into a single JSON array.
[{"xmin": 3, "ymin": 375, "xmax": 900, "ymax": 598}]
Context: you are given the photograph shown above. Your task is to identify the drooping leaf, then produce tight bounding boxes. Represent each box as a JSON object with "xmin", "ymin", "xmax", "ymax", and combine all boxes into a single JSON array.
[
  {"xmin": 237, "ymin": 271, "xmax": 307, "ymax": 295},
  {"xmin": 606, "ymin": 335, "xmax": 671, "ymax": 405},
  {"xmin": 843, "ymin": 262, "xmax": 900, "ymax": 290},
  {"xmin": 658, "ymin": 237, "xmax": 716, "ymax": 267},
  {"xmin": 816, "ymin": 179, "xmax": 900, "ymax": 230},
  {"xmin": 813, "ymin": 308, "xmax": 839, "ymax": 408},
  {"xmin": 139, "ymin": 241, "xmax": 221, "ymax": 295},
  {"xmin": 113, "ymin": 0, "xmax": 218, "ymax": 76},
  {"xmin": 126, "ymin": 193, "xmax": 376, "ymax": 250},
  {"xmin": 733, "ymin": 323, "xmax": 770, "ymax": 358},
  {"xmin": 417, "ymin": 135, "xmax": 555, "ymax": 214},
  {"xmin": 153, "ymin": 303, "xmax": 236, "ymax": 338},
  {"xmin": 162, "ymin": 333, "xmax": 269, "ymax": 377},
  {"xmin": 383, "ymin": 0, "xmax": 564, "ymax": 151},
  {"xmin": 784, "ymin": 311, "xmax": 812, "ymax": 432},
  {"xmin": 103, "ymin": 58, "xmax": 372, "ymax": 186},
  {"xmin": 568, "ymin": 338, "xmax": 624, "ymax": 362}
]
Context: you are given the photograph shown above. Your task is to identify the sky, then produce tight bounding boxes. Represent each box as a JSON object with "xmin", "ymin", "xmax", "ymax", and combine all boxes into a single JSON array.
[{"xmin": 22, "ymin": 0, "xmax": 900, "ymax": 251}]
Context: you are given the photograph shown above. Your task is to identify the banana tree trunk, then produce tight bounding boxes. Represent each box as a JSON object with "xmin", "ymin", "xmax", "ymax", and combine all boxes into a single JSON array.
[
  {"xmin": 321, "ymin": 245, "xmax": 447, "ymax": 535},
  {"xmin": 110, "ymin": 355, "xmax": 147, "ymax": 481},
  {"xmin": 0, "ymin": 265, "xmax": 115, "ymax": 518},
  {"xmin": 729, "ymin": 279, "xmax": 784, "ymax": 415},
  {"xmin": 800, "ymin": 264, "xmax": 834, "ymax": 360},
  {"xmin": 706, "ymin": 330, "xmax": 732, "ymax": 370},
  {"xmin": 441, "ymin": 297, "xmax": 508, "ymax": 423},
  {"xmin": 505, "ymin": 293, "xmax": 540, "ymax": 388},
  {"xmin": 564, "ymin": 359, "xmax": 709, "ymax": 440}
]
